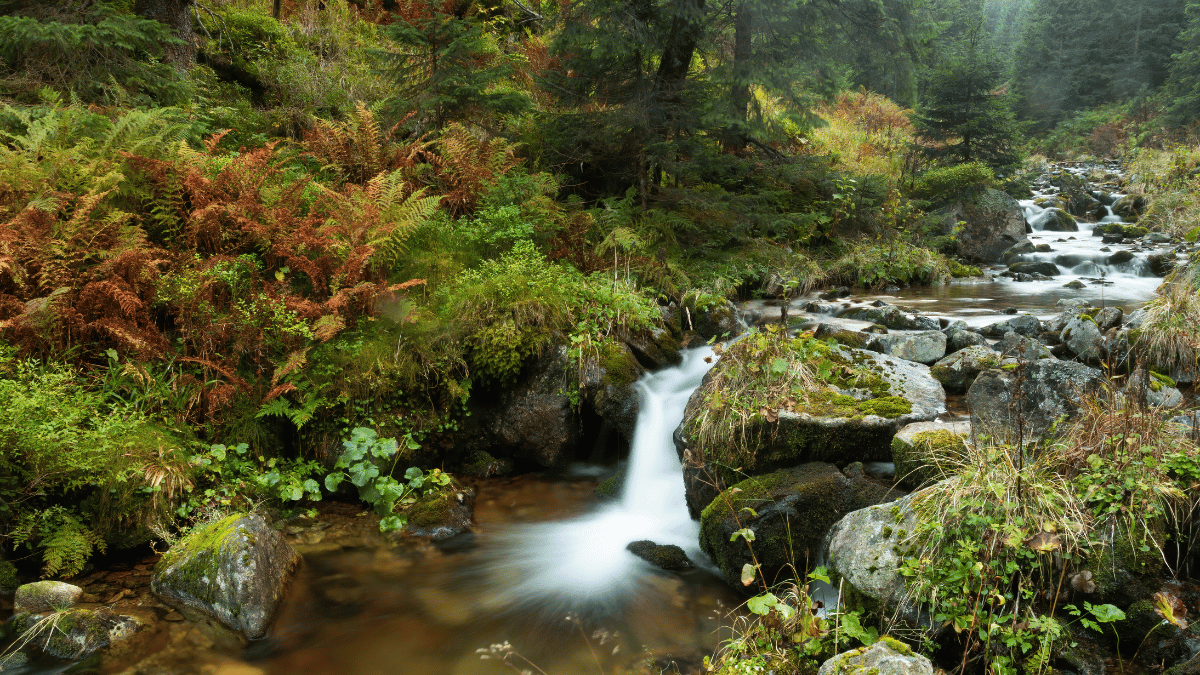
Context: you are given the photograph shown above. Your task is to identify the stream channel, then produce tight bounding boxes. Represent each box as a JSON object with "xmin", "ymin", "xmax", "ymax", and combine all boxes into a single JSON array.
[{"xmin": 7, "ymin": 165, "xmax": 1187, "ymax": 675}]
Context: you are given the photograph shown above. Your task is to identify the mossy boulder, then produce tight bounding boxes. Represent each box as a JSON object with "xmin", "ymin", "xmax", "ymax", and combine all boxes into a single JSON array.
[
  {"xmin": 626, "ymin": 540, "xmax": 694, "ymax": 571},
  {"xmin": 935, "ymin": 185, "xmax": 1029, "ymax": 263},
  {"xmin": 151, "ymin": 513, "xmax": 301, "ymax": 640},
  {"xmin": 1112, "ymin": 194, "xmax": 1149, "ymax": 220},
  {"xmin": 1094, "ymin": 222, "xmax": 1149, "ymax": 238},
  {"xmin": 816, "ymin": 638, "xmax": 932, "ymax": 675},
  {"xmin": 931, "ymin": 345, "xmax": 999, "ymax": 393},
  {"xmin": 1029, "ymin": 207, "xmax": 1079, "ymax": 232},
  {"xmin": 814, "ymin": 323, "xmax": 872, "ymax": 349},
  {"xmin": 595, "ymin": 466, "xmax": 626, "ymax": 499},
  {"xmin": 1007, "ymin": 261, "xmax": 1061, "ymax": 276},
  {"xmin": 402, "ymin": 479, "xmax": 475, "ymax": 540},
  {"xmin": 1061, "ymin": 315, "xmax": 1104, "ymax": 363},
  {"xmin": 457, "ymin": 450, "xmax": 512, "ymax": 477},
  {"xmin": 968, "ymin": 359, "xmax": 1105, "ymax": 443},
  {"xmin": 840, "ymin": 305, "xmax": 934, "ymax": 331},
  {"xmin": 700, "ymin": 463, "xmax": 902, "ymax": 591},
  {"xmin": 10, "ymin": 608, "xmax": 141, "ymax": 659},
  {"xmin": 13, "ymin": 581, "xmax": 81, "ymax": 614},
  {"xmin": 676, "ymin": 348, "xmax": 946, "ymax": 518},
  {"xmin": 671, "ymin": 297, "xmax": 744, "ymax": 342},
  {"xmin": 981, "ymin": 314, "xmax": 1041, "ymax": 338},
  {"xmin": 1107, "ymin": 250, "xmax": 1136, "ymax": 265},
  {"xmin": 625, "ymin": 327, "xmax": 682, "ymax": 370},
  {"xmin": 946, "ymin": 328, "xmax": 991, "ymax": 352},
  {"xmin": 890, "ymin": 422, "xmax": 970, "ymax": 489}
]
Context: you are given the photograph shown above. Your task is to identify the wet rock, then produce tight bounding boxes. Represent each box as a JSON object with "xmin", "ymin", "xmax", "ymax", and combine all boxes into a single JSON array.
[
  {"xmin": 152, "ymin": 513, "xmax": 301, "ymax": 641},
  {"xmin": 867, "ymin": 331, "xmax": 947, "ymax": 365},
  {"xmin": 1035, "ymin": 243, "xmax": 1053, "ymax": 252},
  {"xmin": 936, "ymin": 186, "xmax": 1029, "ymax": 262},
  {"xmin": 839, "ymin": 305, "xmax": 921, "ymax": 330},
  {"xmin": 14, "ymin": 581, "xmax": 81, "ymax": 614},
  {"xmin": 931, "ymin": 345, "xmax": 1000, "ymax": 393},
  {"xmin": 579, "ymin": 341, "xmax": 645, "ymax": 442},
  {"xmin": 946, "ymin": 328, "xmax": 992, "ymax": 352},
  {"xmin": 1112, "ymin": 194, "xmax": 1148, "ymax": 220},
  {"xmin": 980, "ymin": 314, "xmax": 1041, "ymax": 337},
  {"xmin": 1008, "ymin": 261, "xmax": 1060, "ymax": 276},
  {"xmin": 401, "ymin": 480, "xmax": 475, "ymax": 541},
  {"xmin": 813, "ymin": 323, "xmax": 871, "ymax": 349},
  {"xmin": 1030, "ymin": 207, "xmax": 1079, "ymax": 232},
  {"xmin": 1149, "ymin": 252, "xmax": 1178, "ymax": 276},
  {"xmin": 998, "ymin": 331, "xmax": 1054, "ymax": 360},
  {"xmin": 817, "ymin": 641, "xmax": 933, "ymax": 675},
  {"xmin": 1003, "ymin": 241, "xmax": 1036, "ymax": 259},
  {"xmin": 626, "ymin": 541, "xmax": 694, "ymax": 571},
  {"xmin": 941, "ymin": 320, "xmax": 968, "ymax": 334},
  {"xmin": 1094, "ymin": 307, "xmax": 1123, "ymax": 332},
  {"xmin": 625, "ymin": 327, "xmax": 682, "ymax": 370},
  {"xmin": 10, "ymin": 607, "xmax": 141, "ymax": 659},
  {"xmin": 678, "ymin": 298, "xmax": 744, "ymax": 342},
  {"xmin": 1107, "ymin": 250, "xmax": 1135, "ymax": 265},
  {"xmin": 968, "ymin": 360, "xmax": 1105, "ymax": 442},
  {"xmin": 1063, "ymin": 279, "xmax": 1087, "ymax": 289},
  {"xmin": 1149, "ymin": 232, "xmax": 1172, "ymax": 244},
  {"xmin": 701, "ymin": 463, "xmax": 901, "ymax": 591}
]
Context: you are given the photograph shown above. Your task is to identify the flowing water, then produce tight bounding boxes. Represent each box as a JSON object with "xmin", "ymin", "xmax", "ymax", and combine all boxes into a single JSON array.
[{"xmin": 256, "ymin": 348, "xmax": 742, "ymax": 675}]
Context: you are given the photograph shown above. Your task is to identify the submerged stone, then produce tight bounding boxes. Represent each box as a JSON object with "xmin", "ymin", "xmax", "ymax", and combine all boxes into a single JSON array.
[{"xmin": 626, "ymin": 540, "xmax": 694, "ymax": 571}]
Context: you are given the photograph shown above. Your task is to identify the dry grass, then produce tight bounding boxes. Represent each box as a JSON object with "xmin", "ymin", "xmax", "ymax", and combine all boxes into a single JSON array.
[
  {"xmin": 807, "ymin": 90, "xmax": 916, "ymax": 182},
  {"xmin": 1134, "ymin": 262, "xmax": 1200, "ymax": 378}
]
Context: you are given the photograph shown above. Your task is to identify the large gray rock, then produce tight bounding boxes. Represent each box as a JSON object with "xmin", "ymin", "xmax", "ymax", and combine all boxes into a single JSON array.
[
  {"xmin": 980, "ymin": 314, "xmax": 1041, "ymax": 337},
  {"xmin": 997, "ymin": 331, "xmax": 1054, "ymax": 360},
  {"xmin": 840, "ymin": 305, "xmax": 922, "ymax": 331},
  {"xmin": 824, "ymin": 487, "xmax": 922, "ymax": 609},
  {"xmin": 1029, "ymin": 207, "xmax": 1079, "ymax": 232},
  {"xmin": 1061, "ymin": 315, "xmax": 1104, "ymax": 363},
  {"xmin": 676, "ymin": 349, "xmax": 945, "ymax": 518},
  {"xmin": 1112, "ymin": 194, "xmax": 1148, "ymax": 220},
  {"xmin": 700, "ymin": 463, "xmax": 901, "ymax": 591},
  {"xmin": 930, "ymin": 345, "xmax": 1000, "ymax": 393},
  {"xmin": 152, "ymin": 513, "xmax": 301, "ymax": 640},
  {"xmin": 946, "ymin": 328, "xmax": 992, "ymax": 352},
  {"xmin": 868, "ymin": 331, "xmax": 947, "ymax": 365},
  {"xmin": 817, "ymin": 637, "xmax": 932, "ymax": 675},
  {"xmin": 937, "ymin": 186, "xmax": 1029, "ymax": 262},
  {"xmin": 891, "ymin": 422, "xmax": 971, "ymax": 489},
  {"xmin": 968, "ymin": 360, "xmax": 1106, "ymax": 442},
  {"xmin": 1008, "ymin": 261, "xmax": 1061, "ymax": 276},
  {"xmin": 14, "ymin": 581, "xmax": 81, "ymax": 614}
]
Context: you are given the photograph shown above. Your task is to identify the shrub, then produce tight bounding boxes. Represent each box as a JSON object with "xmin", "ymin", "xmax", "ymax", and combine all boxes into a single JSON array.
[{"xmin": 907, "ymin": 161, "xmax": 996, "ymax": 203}]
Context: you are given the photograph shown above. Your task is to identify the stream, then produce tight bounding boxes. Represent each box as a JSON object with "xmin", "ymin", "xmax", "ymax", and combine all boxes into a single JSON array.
[{"xmin": 4, "ymin": 165, "xmax": 1184, "ymax": 675}]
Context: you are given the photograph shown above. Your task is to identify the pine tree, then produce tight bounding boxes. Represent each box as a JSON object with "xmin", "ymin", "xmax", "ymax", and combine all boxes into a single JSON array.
[{"xmin": 1166, "ymin": 1, "xmax": 1200, "ymax": 126}]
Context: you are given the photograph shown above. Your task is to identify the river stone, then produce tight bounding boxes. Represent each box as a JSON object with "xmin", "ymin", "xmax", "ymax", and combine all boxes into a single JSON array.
[
  {"xmin": 1061, "ymin": 316, "xmax": 1104, "ymax": 363},
  {"xmin": 1007, "ymin": 261, "xmax": 1060, "ymax": 276},
  {"xmin": 980, "ymin": 314, "xmax": 1041, "ymax": 338},
  {"xmin": 675, "ymin": 348, "xmax": 945, "ymax": 518},
  {"xmin": 1003, "ymin": 241, "xmax": 1036, "ymax": 259},
  {"xmin": 14, "ymin": 581, "xmax": 81, "ymax": 614},
  {"xmin": 1113, "ymin": 194, "xmax": 1148, "ymax": 220},
  {"xmin": 624, "ymin": 327, "xmax": 682, "ymax": 370},
  {"xmin": 891, "ymin": 422, "xmax": 970, "ymax": 489},
  {"xmin": 626, "ymin": 540, "xmax": 694, "ymax": 571},
  {"xmin": 1148, "ymin": 252, "xmax": 1178, "ymax": 276},
  {"xmin": 813, "ymin": 323, "xmax": 872, "ymax": 349},
  {"xmin": 401, "ymin": 481, "xmax": 475, "ymax": 541},
  {"xmin": 152, "ymin": 513, "xmax": 301, "ymax": 640},
  {"xmin": 936, "ymin": 186, "xmax": 1029, "ymax": 262},
  {"xmin": 930, "ymin": 345, "xmax": 1000, "ymax": 393},
  {"xmin": 10, "ymin": 608, "xmax": 140, "ymax": 659},
  {"xmin": 817, "ymin": 639, "xmax": 932, "ymax": 675},
  {"xmin": 579, "ymin": 341, "xmax": 645, "ymax": 441},
  {"xmin": 968, "ymin": 360, "xmax": 1105, "ymax": 442},
  {"xmin": 700, "ymin": 463, "xmax": 902, "ymax": 591},
  {"xmin": 997, "ymin": 331, "xmax": 1054, "ymax": 360},
  {"xmin": 1030, "ymin": 207, "xmax": 1079, "ymax": 232},
  {"xmin": 1107, "ymin": 250, "xmax": 1135, "ymax": 265},
  {"xmin": 839, "ymin": 305, "xmax": 920, "ymax": 330},
  {"xmin": 867, "ymin": 331, "xmax": 947, "ymax": 365},
  {"xmin": 1094, "ymin": 306, "xmax": 1123, "ymax": 332},
  {"xmin": 1148, "ymin": 384, "xmax": 1184, "ymax": 408},
  {"xmin": 941, "ymin": 319, "xmax": 968, "ymax": 334},
  {"xmin": 946, "ymin": 328, "xmax": 991, "ymax": 352},
  {"xmin": 1046, "ymin": 303, "xmax": 1090, "ymax": 333}
]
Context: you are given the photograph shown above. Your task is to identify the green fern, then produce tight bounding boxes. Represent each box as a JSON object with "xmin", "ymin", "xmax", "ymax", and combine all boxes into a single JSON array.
[{"xmin": 12, "ymin": 507, "xmax": 106, "ymax": 578}]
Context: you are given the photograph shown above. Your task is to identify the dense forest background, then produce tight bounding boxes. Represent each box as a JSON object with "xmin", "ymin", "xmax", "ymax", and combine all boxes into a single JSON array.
[{"xmin": 1, "ymin": 0, "xmax": 1200, "ymax": 578}]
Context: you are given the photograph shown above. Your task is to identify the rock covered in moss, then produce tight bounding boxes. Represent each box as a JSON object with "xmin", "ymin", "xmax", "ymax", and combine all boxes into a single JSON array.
[
  {"xmin": 10, "ymin": 607, "xmax": 140, "ymax": 659},
  {"xmin": 968, "ymin": 360, "xmax": 1105, "ymax": 443},
  {"xmin": 936, "ymin": 186, "xmax": 1029, "ymax": 263},
  {"xmin": 930, "ymin": 345, "xmax": 999, "ymax": 393},
  {"xmin": 997, "ymin": 331, "xmax": 1054, "ymax": 360},
  {"xmin": 595, "ymin": 466, "xmax": 626, "ymax": 499},
  {"xmin": 667, "ymin": 298, "xmax": 744, "ymax": 342},
  {"xmin": 402, "ymin": 481, "xmax": 475, "ymax": 540},
  {"xmin": 14, "ymin": 581, "xmax": 81, "ymax": 614},
  {"xmin": 946, "ymin": 327, "xmax": 991, "ymax": 353},
  {"xmin": 1112, "ymin": 194, "xmax": 1148, "ymax": 220},
  {"xmin": 814, "ymin": 323, "xmax": 872, "ymax": 349},
  {"xmin": 0, "ymin": 558, "xmax": 17, "ymax": 594},
  {"xmin": 1029, "ymin": 207, "xmax": 1079, "ymax": 232},
  {"xmin": 891, "ymin": 422, "xmax": 970, "ymax": 489},
  {"xmin": 1061, "ymin": 315, "xmax": 1104, "ymax": 363},
  {"xmin": 676, "ymin": 349, "xmax": 945, "ymax": 518},
  {"xmin": 625, "ymin": 327, "xmax": 682, "ymax": 369},
  {"xmin": 626, "ymin": 540, "xmax": 694, "ymax": 571},
  {"xmin": 816, "ymin": 639, "xmax": 932, "ymax": 675},
  {"xmin": 579, "ymin": 340, "xmax": 646, "ymax": 440},
  {"xmin": 151, "ymin": 513, "xmax": 300, "ymax": 640},
  {"xmin": 867, "ymin": 331, "xmax": 947, "ymax": 365},
  {"xmin": 458, "ymin": 450, "xmax": 512, "ymax": 477},
  {"xmin": 700, "ymin": 463, "xmax": 902, "ymax": 591},
  {"xmin": 839, "ymin": 305, "xmax": 925, "ymax": 331},
  {"xmin": 980, "ymin": 314, "xmax": 1041, "ymax": 338},
  {"xmin": 824, "ymin": 485, "xmax": 923, "ymax": 610}
]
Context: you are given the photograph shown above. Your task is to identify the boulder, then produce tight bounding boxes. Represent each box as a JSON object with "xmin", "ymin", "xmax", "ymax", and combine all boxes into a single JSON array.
[
  {"xmin": 579, "ymin": 341, "xmax": 646, "ymax": 441},
  {"xmin": 1061, "ymin": 315, "xmax": 1104, "ymax": 363},
  {"xmin": 625, "ymin": 327, "xmax": 682, "ymax": 370},
  {"xmin": 997, "ymin": 332, "xmax": 1054, "ymax": 359},
  {"xmin": 1107, "ymin": 250, "xmax": 1135, "ymax": 265},
  {"xmin": 401, "ymin": 480, "xmax": 475, "ymax": 540},
  {"xmin": 968, "ymin": 360, "xmax": 1105, "ymax": 442},
  {"xmin": 14, "ymin": 581, "xmax": 81, "ymax": 614},
  {"xmin": 1046, "ymin": 303, "xmax": 1090, "ymax": 333},
  {"xmin": 936, "ymin": 186, "xmax": 1029, "ymax": 262},
  {"xmin": 626, "ymin": 540, "xmax": 694, "ymax": 571},
  {"xmin": 946, "ymin": 328, "xmax": 992, "ymax": 352},
  {"xmin": 839, "ymin": 305, "xmax": 921, "ymax": 330},
  {"xmin": 891, "ymin": 422, "xmax": 970, "ymax": 489},
  {"xmin": 817, "ymin": 640, "xmax": 933, "ymax": 675},
  {"xmin": 9, "ymin": 608, "xmax": 140, "ymax": 659},
  {"xmin": 868, "ymin": 331, "xmax": 947, "ymax": 365},
  {"xmin": 152, "ymin": 513, "xmax": 301, "ymax": 640},
  {"xmin": 980, "ymin": 314, "xmax": 1041, "ymax": 337},
  {"xmin": 1112, "ymin": 194, "xmax": 1148, "ymax": 220},
  {"xmin": 700, "ymin": 463, "xmax": 901, "ymax": 590},
  {"xmin": 671, "ymin": 298, "xmax": 745, "ymax": 342},
  {"xmin": 1148, "ymin": 253, "xmax": 1177, "ymax": 276},
  {"xmin": 676, "ymin": 349, "xmax": 945, "ymax": 518},
  {"xmin": 814, "ymin": 323, "xmax": 872, "ymax": 349},
  {"xmin": 1030, "ymin": 207, "xmax": 1080, "ymax": 232},
  {"xmin": 1007, "ymin": 261, "xmax": 1060, "ymax": 276},
  {"xmin": 930, "ymin": 345, "xmax": 1000, "ymax": 393}
]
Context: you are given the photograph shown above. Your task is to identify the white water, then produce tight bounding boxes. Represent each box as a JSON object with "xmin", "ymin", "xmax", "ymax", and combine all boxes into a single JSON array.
[{"xmin": 475, "ymin": 347, "xmax": 717, "ymax": 617}]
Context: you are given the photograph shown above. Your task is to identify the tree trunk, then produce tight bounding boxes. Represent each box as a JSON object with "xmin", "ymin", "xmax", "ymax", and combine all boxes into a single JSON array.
[
  {"xmin": 273, "ymin": 0, "xmax": 282, "ymax": 19},
  {"xmin": 726, "ymin": 0, "xmax": 753, "ymax": 151},
  {"xmin": 135, "ymin": 0, "xmax": 196, "ymax": 69}
]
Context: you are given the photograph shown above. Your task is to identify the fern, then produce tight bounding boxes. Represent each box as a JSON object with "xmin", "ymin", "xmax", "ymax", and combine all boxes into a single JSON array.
[{"xmin": 11, "ymin": 507, "xmax": 106, "ymax": 578}]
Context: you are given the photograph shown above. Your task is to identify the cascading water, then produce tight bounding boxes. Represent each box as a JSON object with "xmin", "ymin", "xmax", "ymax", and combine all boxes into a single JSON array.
[{"xmin": 476, "ymin": 347, "xmax": 718, "ymax": 617}]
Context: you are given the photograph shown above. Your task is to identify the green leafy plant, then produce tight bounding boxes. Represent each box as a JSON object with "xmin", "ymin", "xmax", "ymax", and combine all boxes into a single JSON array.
[{"xmin": 324, "ymin": 427, "xmax": 448, "ymax": 532}]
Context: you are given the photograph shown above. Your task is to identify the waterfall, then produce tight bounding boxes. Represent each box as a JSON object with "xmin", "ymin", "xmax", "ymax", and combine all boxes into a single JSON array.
[{"xmin": 476, "ymin": 347, "xmax": 718, "ymax": 616}]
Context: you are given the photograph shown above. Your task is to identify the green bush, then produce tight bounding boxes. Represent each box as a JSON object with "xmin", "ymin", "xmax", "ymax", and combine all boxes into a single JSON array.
[{"xmin": 908, "ymin": 161, "xmax": 996, "ymax": 202}]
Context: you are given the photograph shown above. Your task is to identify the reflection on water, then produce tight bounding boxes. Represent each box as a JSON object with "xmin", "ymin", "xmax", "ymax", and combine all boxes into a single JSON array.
[{"xmin": 260, "ymin": 349, "xmax": 743, "ymax": 675}]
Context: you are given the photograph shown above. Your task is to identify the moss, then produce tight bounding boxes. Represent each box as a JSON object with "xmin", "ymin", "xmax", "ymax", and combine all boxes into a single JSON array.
[
  {"xmin": 157, "ymin": 514, "xmax": 246, "ymax": 609},
  {"xmin": 0, "ymin": 559, "xmax": 17, "ymax": 592},
  {"xmin": 599, "ymin": 340, "xmax": 642, "ymax": 387},
  {"xmin": 1001, "ymin": 363, "xmax": 1018, "ymax": 371},
  {"xmin": 894, "ymin": 429, "xmax": 965, "ymax": 488},
  {"xmin": 1150, "ymin": 371, "xmax": 1176, "ymax": 388},
  {"xmin": 1079, "ymin": 314, "xmax": 1094, "ymax": 323},
  {"xmin": 879, "ymin": 636, "xmax": 913, "ymax": 656},
  {"xmin": 595, "ymin": 470, "xmax": 624, "ymax": 499},
  {"xmin": 460, "ymin": 450, "xmax": 498, "ymax": 476},
  {"xmin": 406, "ymin": 486, "xmax": 459, "ymax": 528},
  {"xmin": 948, "ymin": 260, "xmax": 983, "ymax": 278}
]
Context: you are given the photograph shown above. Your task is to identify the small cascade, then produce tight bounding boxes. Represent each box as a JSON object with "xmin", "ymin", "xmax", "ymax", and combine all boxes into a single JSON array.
[{"xmin": 474, "ymin": 347, "xmax": 718, "ymax": 617}]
